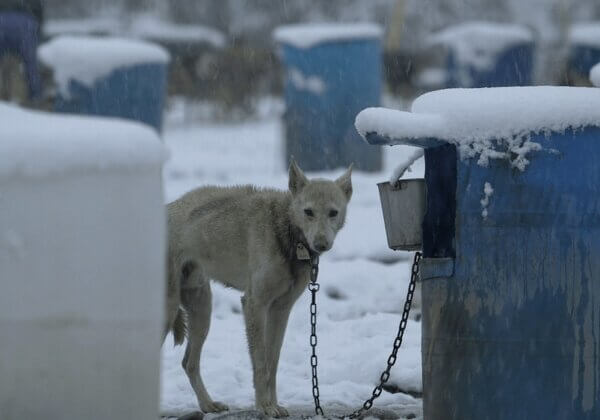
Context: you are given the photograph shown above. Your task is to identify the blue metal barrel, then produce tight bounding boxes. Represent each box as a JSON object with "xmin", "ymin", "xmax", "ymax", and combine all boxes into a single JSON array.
[
  {"xmin": 418, "ymin": 126, "xmax": 600, "ymax": 419},
  {"xmin": 274, "ymin": 24, "xmax": 383, "ymax": 171},
  {"xmin": 0, "ymin": 11, "xmax": 42, "ymax": 99},
  {"xmin": 359, "ymin": 87, "xmax": 600, "ymax": 419},
  {"xmin": 39, "ymin": 36, "xmax": 169, "ymax": 132},
  {"xmin": 568, "ymin": 23, "xmax": 600, "ymax": 84},
  {"xmin": 446, "ymin": 43, "xmax": 534, "ymax": 87},
  {"xmin": 569, "ymin": 45, "xmax": 600, "ymax": 80},
  {"xmin": 431, "ymin": 22, "xmax": 534, "ymax": 88},
  {"xmin": 55, "ymin": 63, "xmax": 168, "ymax": 132}
]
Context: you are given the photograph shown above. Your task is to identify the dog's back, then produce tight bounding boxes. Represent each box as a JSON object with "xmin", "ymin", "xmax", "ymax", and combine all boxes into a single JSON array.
[
  {"xmin": 168, "ymin": 185, "xmax": 257, "ymax": 246},
  {"xmin": 167, "ymin": 185, "xmax": 292, "ymax": 291}
]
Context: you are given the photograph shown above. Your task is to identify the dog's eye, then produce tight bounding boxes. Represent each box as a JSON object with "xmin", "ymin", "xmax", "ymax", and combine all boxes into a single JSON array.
[
  {"xmin": 304, "ymin": 209, "xmax": 314, "ymax": 217},
  {"xmin": 329, "ymin": 209, "xmax": 338, "ymax": 218}
]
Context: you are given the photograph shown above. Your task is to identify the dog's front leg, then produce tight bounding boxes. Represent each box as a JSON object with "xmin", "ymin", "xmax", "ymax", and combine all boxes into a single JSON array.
[
  {"xmin": 241, "ymin": 294, "xmax": 276, "ymax": 416},
  {"xmin": 264, "ymin": 302, "xmax": 293, "ymax": 417}
]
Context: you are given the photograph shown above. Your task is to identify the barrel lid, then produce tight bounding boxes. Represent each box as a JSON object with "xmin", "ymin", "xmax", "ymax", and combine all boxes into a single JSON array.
[
  {"xmin": 356, "ymin": 86, "xmax": 600, "ymax": 170},
  {"xmin": 569, "ymin": 22, "xmax": 600, "ymax": 47},
  {"xmin": 429, "ymin": 22, "xmax": 533, "ymax": 45},
  {"xmin": 0, "ymin": 103, "xmax": 166, "ymax": 178},
  {"xmin": 130, "ymin": 16, "xmax": 226, "ymax": 48},
  {"xmin": 273, "ymin": 23, "xmax": 382, "ymax": 49}
]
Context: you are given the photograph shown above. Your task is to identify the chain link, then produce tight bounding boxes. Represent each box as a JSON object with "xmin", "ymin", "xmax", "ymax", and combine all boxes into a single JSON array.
[{"xmin": 308, "ymin": 251, "xmax": 422, "ymax": 419}]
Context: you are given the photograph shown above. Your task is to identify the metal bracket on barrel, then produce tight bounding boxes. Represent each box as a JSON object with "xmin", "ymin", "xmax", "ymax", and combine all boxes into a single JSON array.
[{"xmin": 419, "ymin": 257, "xmax": 455, "ymax": 281}]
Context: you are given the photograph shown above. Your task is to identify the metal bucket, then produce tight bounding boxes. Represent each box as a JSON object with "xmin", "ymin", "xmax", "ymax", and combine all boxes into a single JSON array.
[{"xmin": 377, "ymin": 178, "xmax": 426, "ymax": 251}]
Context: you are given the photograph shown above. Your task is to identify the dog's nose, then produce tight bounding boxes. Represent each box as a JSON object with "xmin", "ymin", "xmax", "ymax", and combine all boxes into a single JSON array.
[
  {"xmin": 313, "ymin": 240, "xmax": 329, "ymax": 253},
  {"xmin": 315, "ymin": 243, "xmax": 327, "ymax": 252}
]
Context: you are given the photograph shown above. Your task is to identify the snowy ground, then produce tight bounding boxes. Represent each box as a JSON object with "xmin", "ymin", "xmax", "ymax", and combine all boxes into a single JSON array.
[{"xmin": 160, "ymin": 103, "xmax": 425, "ymax": 419}]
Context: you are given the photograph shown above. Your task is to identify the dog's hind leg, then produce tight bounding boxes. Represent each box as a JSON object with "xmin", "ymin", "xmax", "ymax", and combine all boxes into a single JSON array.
[
  {"xmin": 181, "ymin": 279, "xmax": 228, "ymax": 413},
  {"xmin": 163, "ymin": 258, "xmax": 183, "ymax": 345}
]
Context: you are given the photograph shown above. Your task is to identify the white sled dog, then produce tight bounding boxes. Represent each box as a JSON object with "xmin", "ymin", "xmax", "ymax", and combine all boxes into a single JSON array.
[{"xmin": 164, "ymin": 161, "xmax": 353, "ymax": 417}]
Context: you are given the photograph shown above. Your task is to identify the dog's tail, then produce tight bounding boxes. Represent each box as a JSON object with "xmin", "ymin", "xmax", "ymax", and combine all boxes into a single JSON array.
[{"xmin": 172, "ymin": 308, "xmax": 187, "ymax": 346}]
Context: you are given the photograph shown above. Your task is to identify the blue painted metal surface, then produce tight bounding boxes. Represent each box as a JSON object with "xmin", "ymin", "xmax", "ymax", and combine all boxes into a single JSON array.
[
  {"xmin": 419, "ymin": 127, "xmax": 600, "ymax": 419},
  {"xmin": 568, "ymin": 45, "xmax": 600, "ymax": 81},
  {"xmin": 279, "ymin": 39, "xmax": 382, "ymax": 171},
  {"xmin": 446, "ymin": 43, "xmax": 534, "ymax": 88},
  {"xmin": 367, "ymin": 124, "xmax": 600, "ymax": 418},
  {"xmin": 0, "ymin": 12, "xmax": 41, "ymax": 98},
  {"xmin": 56, "ymin": 63, "xmax": 167, "ymax": 132}
]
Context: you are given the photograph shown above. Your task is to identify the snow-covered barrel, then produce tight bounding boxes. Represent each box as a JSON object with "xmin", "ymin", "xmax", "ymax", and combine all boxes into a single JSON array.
[
  {"xmin": 429, "ymin": 22, "xmax": 534, "ymax": 88},
  {"xmin": 356, "ymin": 87, "xmax": 600, "ymax": 419},
  {"xmin": 592, "ymin": 63, "xmax": 600, "ymax": 87},
  {"xmin": 568, "ymin": 22, "xmax": 600, "ymax": 85},
  {"xmin": 38, "ymin": 35, "xmax": 170, "ymax": 131},
  {"xmin": 0, "ymin": 104, "xmax": 166, "ymax": 419},
  {"xmin": 274, "ymin": 23, "xmax": 383, "ymax": 172}
]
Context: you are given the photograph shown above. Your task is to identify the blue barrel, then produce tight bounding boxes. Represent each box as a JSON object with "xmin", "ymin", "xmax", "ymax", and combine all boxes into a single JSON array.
[
  {"xmin": 430, "ymin": 22, "xmax": 534, "ymax": 88},
  {"xmin": 0, "ymin": 11, "xmax": 42, "ymax": 99},
  {"xmin": 55, "ymin": 63, "xmax": 167, "ymax": 131},
  {"xmin": 359, "ymin": 87, "xmax": 600, "ymax": 419},
  {"xmin": 39, "ymin": 36, "xmax": 170, "ymax": 131},
  {"xmin": 274, "ymin": 23, "xmax": 383, "ymax": 171},
  {"xmin": 568, "ymin": 23, "xmax": 600, "ymax": 83}
]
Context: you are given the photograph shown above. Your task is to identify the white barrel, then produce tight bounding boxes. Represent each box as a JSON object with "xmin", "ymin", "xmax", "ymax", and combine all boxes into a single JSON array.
[{"xmin": 0, "ymin": 104, "xmax": 166, "ymax": 419}]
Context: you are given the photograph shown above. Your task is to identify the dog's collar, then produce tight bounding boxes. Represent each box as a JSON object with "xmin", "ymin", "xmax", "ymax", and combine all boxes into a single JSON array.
[
  {"xmin": 295, "ymin": 242, "xmax": 311, "ymax": 260},
  {"xmin": 289, "ymin": 225, "xmax": 318, "ymax": 261}
]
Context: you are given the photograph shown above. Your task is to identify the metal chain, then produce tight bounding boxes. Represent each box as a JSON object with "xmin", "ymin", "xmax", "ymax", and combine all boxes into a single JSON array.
[
  {"xmin": 308, "ymin": 251, "xmax": 422, "ymax": 419},
  {"xmin": 308, "ymin": 254, "xmax": 323, "ymax": 416}
]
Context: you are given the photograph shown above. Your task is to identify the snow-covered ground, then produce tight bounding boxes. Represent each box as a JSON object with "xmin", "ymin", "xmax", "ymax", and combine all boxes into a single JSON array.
[{"xmin": 160, "ymin": 107, "xmax": 424, "ymax": 419}]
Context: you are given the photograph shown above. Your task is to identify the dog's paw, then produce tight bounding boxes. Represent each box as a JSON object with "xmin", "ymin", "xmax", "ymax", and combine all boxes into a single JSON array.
[
  {"xmin": 200, "ymin": 400, "xmax": 229, "ymax": 413},
  {"xmin": 259, "ymin": 403, "xmax": 289, "ymax": 418}
]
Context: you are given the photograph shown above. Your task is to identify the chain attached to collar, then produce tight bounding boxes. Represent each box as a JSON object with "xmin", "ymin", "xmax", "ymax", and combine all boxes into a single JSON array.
[
  {"xmin": 308, "ymin": 253, "xmax": 323, "ymax": 416},
  {"xmin": 307, "ymin": 251, "xmax": 422, "ymax": 419}
]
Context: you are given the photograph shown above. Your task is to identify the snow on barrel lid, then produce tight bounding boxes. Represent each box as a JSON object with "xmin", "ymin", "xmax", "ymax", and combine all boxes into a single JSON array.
[
  {"xmin": 591, "ymin": 63, "xmax": 600, "ymax": 87},
  {"xmin": 43, "ymin": 17, "xmax": 121, "ymax": 37},
  {"xmin": 429, "ymin": 21, "xmax": 533, "ymax": 46},
  {"xmin": 38, "ymin": 35, "xmax": 170, "ymax": 96},
  {"xmin": 0, "ymin": 103, "xmax": 166, "ymax": 178},
  {"xmin": 569, "ymin": 22, "xmax": 600, "ymax": 47},
  {"xmin": 356, "ymin": 86, "xmax": 600, "ymax": 170},
  {"xmin": 273, "ymin": 23, "xmax": 382, "ymax": 49},
  {"xmin": 130, "ymin": 15, "xmax": 226, "ymax": 48}
]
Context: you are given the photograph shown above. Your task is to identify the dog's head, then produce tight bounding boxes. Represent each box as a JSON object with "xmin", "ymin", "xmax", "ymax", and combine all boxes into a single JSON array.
[{"xmin": 288, "ymin": 160, "xmax": 352, "ymax": 254}]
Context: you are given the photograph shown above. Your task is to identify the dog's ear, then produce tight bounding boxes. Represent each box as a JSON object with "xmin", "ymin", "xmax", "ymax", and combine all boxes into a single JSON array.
[
  {"xmin": 335, "ymin": 163, "xmax": 353, "ymax": 201},
  {"xmin": 289, "ymin": 159, "xmax": 308, "ymax": 195}
]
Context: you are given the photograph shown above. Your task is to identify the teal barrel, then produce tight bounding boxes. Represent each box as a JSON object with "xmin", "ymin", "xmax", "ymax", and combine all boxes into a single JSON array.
[
  {"xmin": 568, "ymin": 22, "xmax": 600, "ymax": 83},
  {"xmin": 429, "ymin": 22, "xmax": 534, "ymax": 88},
  {"xmin": 39, "ymin": 35, "xmax": 170, "ymax": 132},
  {"xmin": 274, "ymin": 23, "xmax": 383, "ymax": 171},
  {"xmin": 357, "ymin": 86, "xmax": 600, "ymax": 419}
]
